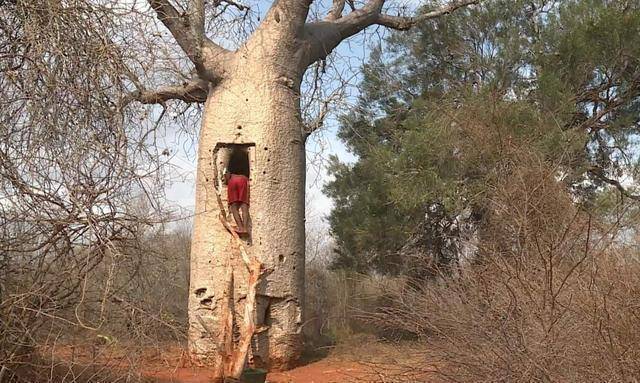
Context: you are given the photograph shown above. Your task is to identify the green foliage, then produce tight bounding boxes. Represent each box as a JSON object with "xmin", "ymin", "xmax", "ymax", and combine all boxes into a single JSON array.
[{"xmin": 326, "ymin": 0, "xmax": 640, "ymax": 275}]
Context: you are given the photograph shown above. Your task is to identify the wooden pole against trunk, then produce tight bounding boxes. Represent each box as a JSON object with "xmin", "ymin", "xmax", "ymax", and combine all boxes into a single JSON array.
[
  {"xmin": 211, "ymin": 260, "xmax": 233, "ymax": 380},
  {"xmin": 211, "ymin": 152, "xmax": 265, "ymax": 381},
  {"xmin": 217, "ymin": 211, "xmax": 264, "ymax": 379},
  {"xmin": 229, "ymin": 240, "xmax": 262, "ymax": 378}
]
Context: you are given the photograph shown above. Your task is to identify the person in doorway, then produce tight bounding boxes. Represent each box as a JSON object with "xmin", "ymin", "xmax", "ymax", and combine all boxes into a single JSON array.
[{"xmin": 224, "ymin": 170, "xmax": 251, "ymax": 235}]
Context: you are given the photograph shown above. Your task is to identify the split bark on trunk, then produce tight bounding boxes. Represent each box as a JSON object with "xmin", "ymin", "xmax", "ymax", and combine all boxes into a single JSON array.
[{"xmin": 212, "ymin": 185, "xmax": 265, "ymax": 381}]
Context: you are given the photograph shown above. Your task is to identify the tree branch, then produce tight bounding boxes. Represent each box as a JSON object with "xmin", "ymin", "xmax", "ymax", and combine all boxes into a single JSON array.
[
  {"xmin": 217, "ymin": 0, "xmax": 250, "ymax": 11},
  {"xmin": 303, "ymin": 0, "xmax": 478, "ymax": 65},
  {"xmin": 188, "ymin": 0, "xmax": 205, "ymax": 39},
  {"xmin": 589, "ymin": 168, "xmax": 640, "ymax": 202},
  {"xmin": 129, "ymin": 78, "xmax": 209, "ymax": 105},
  {"xmin": 249, "ymin": 0, "xmax": 314, "ymax": 45},
  {"xmin": 147, "ymin": 0, "xmax": 231, "ymax": 81},
  {"xmin": 303, "ymin": 98, "xmax": 331, "ymax": 137},
  {"xmin": 325, "ymin": 0, "xmax": 347, "ymax": 21},
  {"xmin": 302, "ymin": 0, "xmax": 383, "ymax": 64},
  {"xmin": 147, "ymin": 0, "xmax": 197, "ymax": 57},
  {"xmin": 378, "ymin": 0, "xmax": 479, "ymax": 30}
]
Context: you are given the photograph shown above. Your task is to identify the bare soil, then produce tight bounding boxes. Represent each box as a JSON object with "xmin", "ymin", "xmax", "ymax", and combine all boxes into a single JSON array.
[
  {"xmin": 147, "ymin": 359, "xmax": 372, "ymax": 383},
  {"xmin": 38, "ymin": 338, "xmax": 434, "ymax": 383},
  {"xmin": 144, "ymin": 339, "xmax": 435, "ymax": 382}
]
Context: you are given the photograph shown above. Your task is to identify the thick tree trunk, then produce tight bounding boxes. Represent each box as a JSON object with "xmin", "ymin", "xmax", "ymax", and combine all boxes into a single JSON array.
[{"xmin": 188, "ymin": 46, "xmax": 306, "ymax": 371}]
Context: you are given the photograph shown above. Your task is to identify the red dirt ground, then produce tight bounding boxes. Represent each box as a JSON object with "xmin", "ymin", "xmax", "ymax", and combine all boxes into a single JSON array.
[
  {"xmin": 147, "ymin": 359, "xmax": 374, "ymax": 383},
  {"xmin": 139, "ymin": 341, "xmax": 412, "ymax": 382},
  {"xmin": 44, "ymin": 340, "xmax": 432, "ymax": 383}
]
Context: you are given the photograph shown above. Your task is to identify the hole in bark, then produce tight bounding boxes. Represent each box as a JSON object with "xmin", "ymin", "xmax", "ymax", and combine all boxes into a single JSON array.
[
  {"xmin": 200, "ymin": 298, "xmax": 212, "ymax": 306},
  {"xmin": 264, "ymin": 147, "xmax": 268, "ymax": 151},
  {"xmin": 195, "ymin": 287, "xmax": 207, "ymax": 297},
  {"xmin": 237, "ymin": 125, "xmax": 242, "ymax": 130},
  {"xmin": 227, "ymin": 146, "xmax": 250, "ymax": 177},
  {"xmin": 262, "ymin": 171, "xmax": 266, "ymax": 175}
]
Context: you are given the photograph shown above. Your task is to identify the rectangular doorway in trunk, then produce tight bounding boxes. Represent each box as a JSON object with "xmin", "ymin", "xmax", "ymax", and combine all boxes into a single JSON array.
[{"xmin": 212, "ymin": 143, "xmax": 255, "ymax": 203}]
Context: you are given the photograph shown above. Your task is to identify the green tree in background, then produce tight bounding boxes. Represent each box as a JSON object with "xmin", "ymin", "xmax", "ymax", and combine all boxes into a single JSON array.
[{"xmin": 326, "ymin": 0, "xmax": 640, "ymax": 276}]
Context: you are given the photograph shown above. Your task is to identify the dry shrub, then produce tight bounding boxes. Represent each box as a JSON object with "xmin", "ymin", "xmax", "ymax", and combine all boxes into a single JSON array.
[
  {"xmin": 371, "ymin": 158, "xmax": 640, "ymax": 382},
  {"xmin": 304, "ymin": 264, "xmax": 399, "ymax": 349},
  {"xmin": 303, "ymin": 220, "xmax": 411, "ymax": 349},
  {"xmin": 1, "ymin": 2, "xmax": 195, "ymax": 380},
  {"xmin": 0, "ymin": 224, "xmax": 191, "ymax": 382}
]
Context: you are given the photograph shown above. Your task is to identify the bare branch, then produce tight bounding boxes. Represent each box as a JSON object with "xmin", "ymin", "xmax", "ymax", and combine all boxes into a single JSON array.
[
  {"xmin": 130, "ymin": 78, "xmax": 210, "ymax": 105},
  {"xmin": 147, "ymin": 0, "xmax": 197, "ymax": 56},
  {"xmin": 188, "ymin": 0, "xmax": 205, "ymax": 39},
  {"xmin": 217, "ymin": 0, "xmax": 250, "ymax": 12},
  {"xmin": 589, "ymin": 168, "xmax": 640, "ymax": 202},
  {"xmin": 147, "ymin": 0, "xmax": 231, "ymax": 80},
  {"xmin": 378, "ymin": 0, "xmax": 480, "ymax": 30},
  {"xmin": 304, "ymin": 98, "xmax": 331, "ymax": 136},
  {"xmin": 303, "ymin": 0, "xmax": 478, "ymax": 64},
  {"xmin": 251, "ymin": 0, "xmax": 313, "ymax": 42},
  {"xmin": 302, "ymin": 0, "xmax": 384, "ymax": 64},
  {"xmin": 326, "ymin": 0, "xmax": 347, "ymax": 21}
]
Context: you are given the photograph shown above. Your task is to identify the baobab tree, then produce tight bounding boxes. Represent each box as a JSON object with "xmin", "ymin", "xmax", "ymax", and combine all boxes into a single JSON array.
[
  {"xmin": 1, "ymin": 0, "xmax": 476, "ymax": 377},
  {"xmin": 134, "ymin": 0, "xmax": 477, "ymax": 371}
]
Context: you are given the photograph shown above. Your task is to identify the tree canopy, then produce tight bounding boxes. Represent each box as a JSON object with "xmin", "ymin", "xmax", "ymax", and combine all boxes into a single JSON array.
[{"xmin": 326, "ymin": 0, "xmax": 640, "ymax": 275}]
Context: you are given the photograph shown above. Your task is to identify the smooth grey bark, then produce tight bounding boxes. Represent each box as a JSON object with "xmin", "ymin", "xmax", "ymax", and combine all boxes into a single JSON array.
[{"xmin": 188, "ymin": 38, "xmax": 307, "ymax": 369}]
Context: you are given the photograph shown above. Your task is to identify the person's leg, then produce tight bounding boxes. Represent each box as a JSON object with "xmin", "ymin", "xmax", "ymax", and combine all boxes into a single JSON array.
[
  {"xmin": 229, "ymin": 203, "xmax": 244, "ymax": 232},
  {"xmin": 240, "ymin": 203, "xmax": 251, "ymax": 233}
]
